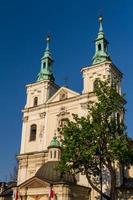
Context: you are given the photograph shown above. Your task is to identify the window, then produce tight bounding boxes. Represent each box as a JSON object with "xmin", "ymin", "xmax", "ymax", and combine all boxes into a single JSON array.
[
  {"xmin": 50, "ymin": 151, "xmax": 52, "ymax": 158},
  {"xmin": 33, "ymin": 97, "xmax": 38, "ymax": 107},
  {"xmin": 30, "ymin": 124, "xmax": 37, "ymax": 141},
  {"xmin": 93, "ymin": 80, "xmax": 98, "ymax": 91},
  {"xmin": 54, "ymin": 151, "xmax": 56, "ymax": 158},
  {"xmin": 117, "ymin": 113, "xmax": 120, "ymax": 124},
  {"xmin": 112, "ymin": 82, "xmax": 117, "ymax": 90},
  {"xmin": 43, "ymin": 62, "xmax": 46, "ymax": 69},
  {"xmin": 98, "ymin": 43, "xmax": 101, "ymax": 51}
]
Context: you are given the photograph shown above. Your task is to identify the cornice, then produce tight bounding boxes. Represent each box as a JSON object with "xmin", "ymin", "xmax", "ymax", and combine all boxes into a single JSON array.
[
  {"xmin": 17, "ymin": 150, "xmax": 48, "ymax": 159},
  {"xmin": 22, "ymin": 92, "xmax": 95, "ymax": 113}
]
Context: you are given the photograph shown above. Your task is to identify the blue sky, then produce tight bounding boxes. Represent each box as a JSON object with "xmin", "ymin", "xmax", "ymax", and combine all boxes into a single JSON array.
[{"xmin": 0, "ymin": 0, "xmax": 133, "ymax": 181}]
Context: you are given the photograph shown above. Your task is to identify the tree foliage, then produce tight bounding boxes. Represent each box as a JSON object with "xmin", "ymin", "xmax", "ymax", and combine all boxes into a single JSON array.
[{"xmin": 59, "ymin": 79, "xmax": 133, "ymax": 200}]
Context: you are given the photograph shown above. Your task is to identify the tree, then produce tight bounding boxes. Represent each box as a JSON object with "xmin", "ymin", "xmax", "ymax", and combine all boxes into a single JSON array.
[
  {"xmin": 9, "ymin": 157, "xmax": 18, "ymax": 182},
  {"xmin": 58, "ymin": 79, "xmax": 133, "ymax": 200}
]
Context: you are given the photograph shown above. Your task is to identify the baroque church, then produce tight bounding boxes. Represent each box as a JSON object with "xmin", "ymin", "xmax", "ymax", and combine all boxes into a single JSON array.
[{"xmin": 0, "ymin": 17, "xmax": 133, "ymax": 200}]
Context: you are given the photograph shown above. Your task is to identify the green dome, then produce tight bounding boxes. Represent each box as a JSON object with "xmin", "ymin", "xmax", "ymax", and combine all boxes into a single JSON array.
[
  {"xmin": 49, "ymin": 135, "xmax": 60, "ymax": 148},
  {"xmin": 35, "ymin": 161, "xmax": 75, "ymax": 184}
]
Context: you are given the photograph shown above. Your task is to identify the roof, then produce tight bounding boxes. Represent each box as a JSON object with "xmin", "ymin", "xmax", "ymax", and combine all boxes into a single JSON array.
[
  {"xmin": 48, "ymin": 135, "xmax": 60, "ymax": 148},
  {"xmin": 35, "ymin": 161, "xmax": 75, "ymax": 184}
]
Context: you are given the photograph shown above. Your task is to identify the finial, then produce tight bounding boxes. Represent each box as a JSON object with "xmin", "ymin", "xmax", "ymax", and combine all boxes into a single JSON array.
[
  {"xmin": 53, "ymin": 132, "xmax": 57, "ymax": 139},
  {"xmin": 91, "ymin": 16, "xmax": 111, "ymax": 65},
  {"xmin": 98, "ymin": 16, "xmax": 103, "ymax": 32},
  {"xmin": 49, "ymin": 132, "xmax": 60, "ymax": 147},
  {"xmin": 46, "ymin": 35, "xmax": 50, "ymax": 51}
]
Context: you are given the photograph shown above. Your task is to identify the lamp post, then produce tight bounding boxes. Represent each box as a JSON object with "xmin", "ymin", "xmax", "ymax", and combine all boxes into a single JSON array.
[
  {"xmin": 99, "ymin": 152, "xmax": 102, "ymax": 200},
  {"xmin": 96, "ymin": 148, "xmax": 103, "ymax": 200}
]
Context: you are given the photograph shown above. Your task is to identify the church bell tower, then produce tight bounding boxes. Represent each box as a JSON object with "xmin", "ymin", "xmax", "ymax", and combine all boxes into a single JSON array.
[
  {"xmin": 17, "ymin": 37, "xmax": 59, "ymax": 184},
  {"xmin": 82, "ymin": 16, "xmax": 122, "ymax": 95}
]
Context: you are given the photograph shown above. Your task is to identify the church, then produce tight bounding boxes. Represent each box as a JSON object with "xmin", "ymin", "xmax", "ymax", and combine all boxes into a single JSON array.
[{"xmin": 0, "ymin": 17, "xmax": 133, "ymax": 200}]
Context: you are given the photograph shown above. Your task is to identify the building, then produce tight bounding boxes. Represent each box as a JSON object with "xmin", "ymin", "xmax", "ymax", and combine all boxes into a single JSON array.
[
  {"xmin": 1, "ymin": 17, "xmax": 132, "ymax": 200},
  {"xmin": 0, "ymin": 182, "xmax": 16, "ymax": 200}
]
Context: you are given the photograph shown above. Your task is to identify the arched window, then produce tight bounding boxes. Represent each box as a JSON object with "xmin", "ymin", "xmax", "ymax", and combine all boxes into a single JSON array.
[
  {"xmin": 43, "ymin": 62, "xmax": 46, "ymax": 69},
  {"xmin": 98, "ymin": 43, "xmax": 101, "ymax": 51},
  {"xmin": 33, "ymin": 97, "xmax": 38, "ymax": 107},
  {"xmin": 50, "ymin": 151, "xmax": 52, "ymax": 158},
  {"xmin": 117, "ymin": 113, "xmax": 120, "ymax": 124},
  {"xmin": 54, "ymin": 151, "xmax": 56, "ymax": 158},
  {"xmin": 30, "ymin": 124, "xmax": 37, "ymax": 141}
]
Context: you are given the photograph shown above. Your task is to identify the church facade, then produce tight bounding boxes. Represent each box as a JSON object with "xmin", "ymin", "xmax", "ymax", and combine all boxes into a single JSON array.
[{"xmin": 13, "ymin": 17, "xmax": 133, "ymax": 200}]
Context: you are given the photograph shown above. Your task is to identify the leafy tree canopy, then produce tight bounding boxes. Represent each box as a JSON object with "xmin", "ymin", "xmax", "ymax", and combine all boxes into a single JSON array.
[{"xmin": 59, "ymin": 79, "xmax": 133, "ymax": 200}]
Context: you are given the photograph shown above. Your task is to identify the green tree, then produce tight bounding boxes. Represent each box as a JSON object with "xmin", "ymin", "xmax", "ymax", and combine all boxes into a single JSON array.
[{"xmin": 59, "ymin": 79, "xmax": 133, "ymax": 200}]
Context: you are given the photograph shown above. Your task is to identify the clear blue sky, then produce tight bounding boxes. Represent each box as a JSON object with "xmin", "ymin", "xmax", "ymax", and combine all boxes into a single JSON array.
[{"xmin": 0, "ymin": 0, "xmax": 133, "ymax": 181}]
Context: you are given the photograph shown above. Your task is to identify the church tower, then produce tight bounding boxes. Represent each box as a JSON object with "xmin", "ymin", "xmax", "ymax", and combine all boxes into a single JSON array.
[
  {"xmin": 17, "ymin": 37, "xmax": 59, "ymax": 184},
  {"xmin": 82, "ymin": 16, "xmax": 122, "ymax": 95}
]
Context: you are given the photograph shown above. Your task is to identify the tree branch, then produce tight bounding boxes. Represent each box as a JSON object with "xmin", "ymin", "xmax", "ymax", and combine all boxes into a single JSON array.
[{"xmin": 85, "ymin": 169, "xmax": 111, "ymax": 200}]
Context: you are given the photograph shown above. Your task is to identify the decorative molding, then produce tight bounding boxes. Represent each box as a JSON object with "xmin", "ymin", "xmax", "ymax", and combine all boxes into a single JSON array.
[
  {"xmin": 60, "ymin": 106, "xmax": 66, "ymax": 111},
  {"xmin": 39, "ymin": 112, "xmax": 46, "ymax": 118},
  {"xmin": 57, "ymin": 107, "xmax": 70, "ymax": 117},
  {"xmin": 19, "ymin": 159, "xmax": 28, "ymax": 167},
  {"xmin": 97, "ymin": 74, "xmax": 101, "ymax": 77},
  {"xmin": 39, "ymin": 125, "xmax": 45, "ymax": 138},
  {"xmin": 23, "ymin": 116, "xmax": 29, "ymax": 122},
  {"xmin": 59, "ymin": 91, "xmax": 68, "ymax": 100},
  {"xmin": 80, "ymin": 103, "xmax": 88, "ymax": 109},
  {"xmin": 37, "ymin": 90, "xmax": 41, "ymax": 93}
]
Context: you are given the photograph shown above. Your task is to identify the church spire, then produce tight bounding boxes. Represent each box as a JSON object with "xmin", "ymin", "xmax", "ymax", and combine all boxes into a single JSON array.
[
  {"xmin": 91, "ymin": 16, "xmax": 111, "ymax": 65},
  {"xmin": 37, "ymin": 36, "xmax": 55, "ymax": 82}
]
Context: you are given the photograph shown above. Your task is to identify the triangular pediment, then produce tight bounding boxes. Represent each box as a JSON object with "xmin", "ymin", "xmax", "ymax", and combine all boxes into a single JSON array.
[
  {"xmin": 18, "ymin": 176, "xmax": 50, "ymax": 189},
  {"xmin": 47, "ymin": 87, "xmax": 80, "ymax": 103}
]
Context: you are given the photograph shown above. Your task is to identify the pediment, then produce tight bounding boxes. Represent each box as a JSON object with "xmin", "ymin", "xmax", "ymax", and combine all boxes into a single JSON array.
[
  {"xmin": 19, "ymin": 176, "xmax": 49, "ymax": 189},
  {"xmin": 47, "ymin": 87, "xmax": 80, "ymax": 103}
]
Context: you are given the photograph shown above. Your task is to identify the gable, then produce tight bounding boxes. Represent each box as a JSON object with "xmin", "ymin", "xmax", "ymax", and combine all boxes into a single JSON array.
[
  {"xmin": 47, "ymin": 87, "xmax": 80, "ymax": 103},
  {"xmin": 19, "ymin": 177, "xmax": 49, "ymax": 189}
]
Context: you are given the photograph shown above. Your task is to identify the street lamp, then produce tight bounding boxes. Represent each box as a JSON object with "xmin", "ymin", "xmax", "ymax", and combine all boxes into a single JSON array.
[{"xmin": 96, "ymin": 148, "xmax": 103, "ymax": 200}]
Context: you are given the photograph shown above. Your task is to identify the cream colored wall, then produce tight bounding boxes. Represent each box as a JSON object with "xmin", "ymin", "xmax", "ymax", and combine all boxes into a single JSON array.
[
  {"xmin": 25, "ymin": 80, "xmax": 59, "ymax": 108},
  {"xmin": 20, "ymin": 80, "xmax": 59, "ymax": 154},
  {"xmin": 20, "ymin": 108, "xmax": 46, "ymax": 153},
  {"xmin": 18, "ymin": 89, "xmax": 90, "ymax": 184},
  {"xmin": 48, "ymin": 147, "xmax": 61, "ymax": 161},
  {"xmin": 18, "ymin": 183, "xmax": 90, "ymax": 200},
  {"xmin": 19, "ymin": 184, "xmax": 70, "ymax": 200},
  {"xmin": 17, "ymin": 152, "xmax": 47, "ymax": 185},
  {"xmin": 45, "ymin": 95, "xmax": 88, "ymax": 148},
  {"xmin": 47, "ymin": 87, "xmax": 80, "ymax": 103},
  {"xmin": 82, "ymin": 61, "xmax": 122, "ymax": 94},
  {"xmin": 18, "ymin": 61, "xmax": 123, "ymax": 187},
  {"xmin": 18, "ymin": 60, "xmax": 133, "ymax": 200}
]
